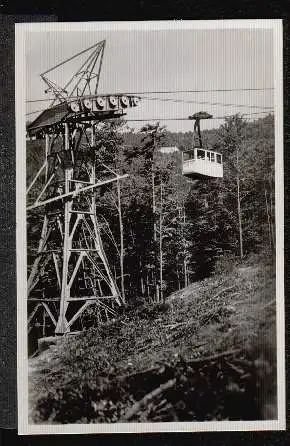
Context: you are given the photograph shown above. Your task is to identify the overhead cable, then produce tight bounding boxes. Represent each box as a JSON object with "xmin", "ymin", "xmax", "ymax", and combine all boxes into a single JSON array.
[
  {"xmin": 142, "ymin": 96, "xmax": 273, "ymax": 110},
  {"xmin": 125, "ymin": 111, "xmax": 274, "ymax": 122},
  {"xmin": 25, "ymin": 87, "xmax": 274, "ymax": 104}
]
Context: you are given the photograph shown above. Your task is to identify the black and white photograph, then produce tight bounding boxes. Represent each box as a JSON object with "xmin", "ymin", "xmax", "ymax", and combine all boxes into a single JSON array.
[{"xmin": 16, "ymin": 20, "xmax": 285, "ymax": 434}]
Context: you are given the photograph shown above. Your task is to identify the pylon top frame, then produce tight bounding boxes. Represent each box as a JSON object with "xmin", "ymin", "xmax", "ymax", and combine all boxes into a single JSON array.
[{"xmin": 41, "ymin": 40, "xmax": 106, "ymax": 106}]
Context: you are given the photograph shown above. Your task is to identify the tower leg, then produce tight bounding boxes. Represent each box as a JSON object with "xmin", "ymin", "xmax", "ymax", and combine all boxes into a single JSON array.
[
  {"xmin": 55, "ymin": 123, "xmax": 72, "ymax": 334},
  {"xmin": 27, "ymin": 215, "xmax": 49, "ymax": 293}
]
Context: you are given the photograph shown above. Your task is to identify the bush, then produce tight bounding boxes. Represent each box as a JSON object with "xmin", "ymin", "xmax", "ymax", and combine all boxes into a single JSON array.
[
  {"xmin": 133, "ymin": 301, "xmax": 170, "ymax": 320},
  {"xmin": 214, "ymin": 252, "xmax": 238, "ymax": 275}
]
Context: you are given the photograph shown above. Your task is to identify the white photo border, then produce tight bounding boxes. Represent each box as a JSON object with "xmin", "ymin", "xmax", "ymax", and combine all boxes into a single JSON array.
[{"xmin": 16, "ymin": 19, "xmax": 285, "ymax": 435}]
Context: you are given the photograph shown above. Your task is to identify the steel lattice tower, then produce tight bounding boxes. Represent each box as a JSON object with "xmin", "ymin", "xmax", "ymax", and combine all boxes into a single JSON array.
[{"xmin": 26, "ymin": 40, "xmax": 141, "ymax": 336}]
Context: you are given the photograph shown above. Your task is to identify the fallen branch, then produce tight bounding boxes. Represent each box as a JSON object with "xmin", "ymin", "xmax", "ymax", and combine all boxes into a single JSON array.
[
  {"xmin": 232, "ymin": 297, "xmax": 255, "ymax": 305},
  {"xmin": 163, "ymin": 322, "xmax": 187, "ymax": 329},
  {"xmin": 229, "ymin": 292, "xmax": 242, "ymax": 299},
  {"xmin": 121, "ymin": 365, "xmax": 161, "ymax": 382},
  {"xmin": 225, "ymin": 360, "xmax": 246, "ymax": 375},
  {"xmin": 122, "ymin": 378, "xmax": 176, "ymax": 421},
  {"xmin": 211, "ymin": 285, "xmax": 236, "ymax": 300},
  {"xmin": 187, "ymin": 348, "xmax": 243, "ymax": 366},
  {"xmin": 261, "ymin": 298, "xmax": 276, "ymax": 310},
  {"xmin": 136, "ymin": 342, "xmax": 159, "ymax": 353}
]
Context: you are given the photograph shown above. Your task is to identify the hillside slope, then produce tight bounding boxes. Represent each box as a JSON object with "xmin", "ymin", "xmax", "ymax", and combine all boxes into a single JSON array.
[{"xmin": 29, "ymin": 258, "xmax": 276, "ymax": 423}]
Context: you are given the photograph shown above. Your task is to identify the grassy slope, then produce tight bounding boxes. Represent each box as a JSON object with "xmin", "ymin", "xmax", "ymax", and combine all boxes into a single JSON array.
[{"xmin": 29, "ymin": 258, "xmax": 276, "ymax": 423}]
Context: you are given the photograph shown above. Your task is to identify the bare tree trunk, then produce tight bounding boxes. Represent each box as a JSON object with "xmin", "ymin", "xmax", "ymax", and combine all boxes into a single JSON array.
[
  {"xmin": 182, "ymin": 201, "xmax": 188, "ymax": 287},
  {"xmin": 152, "ymin": 170, "xmax": 156, "ymax": 239},
  {"xmin": 184, "ymin": 259, "xmax": 188, "ymax": 287},
  {"xmin": 140, "ymin": 276, "xmax": 145, "ymax": 295},
  {"xmin": 146, "ymin": 272, "xmax": 150, "ymax": 298},
  {"xmin": 159, "ymin": 181, "xmax": 163, "ymax": 302},
  {"xmin": 269, "ymin": 185, "xmax": 275, "ymax": 249},
  {"xmin": 177, "ymin": 269, "xmax": 181, "ymax": 290},
  {"xmin": 140, "ymin": 259, "xmax": 145, "ymax": 295},
  {"xmin": 236, "ymin": 146, "xmax": 244, "ymax": 259},
  {"xmin": 117, "ymin": 179, "xmax": 125, "ymax": 302},
  {"xmin": 237, "ymin": 177, "xmax": 243, "ymax": 259},
  {"xmin": 264, "ymin": 185, "xmax": 272, "ymax": 249},
  {"xmin": 42, "ymin": 309, "xmax": 46, "ymax": 338},
  {"xmin": 152, "ymin": 166, "xmax": 159, "ymax": 302},
  {"xmin": 140, "ymin": 270, "xmax": 145, "ymax": 295}
]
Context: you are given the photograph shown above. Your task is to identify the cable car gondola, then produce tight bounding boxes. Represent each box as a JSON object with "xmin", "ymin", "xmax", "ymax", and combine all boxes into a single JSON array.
[{"xmin": 182, "ymin": 111, "xmax": 223, "ymax": 179}]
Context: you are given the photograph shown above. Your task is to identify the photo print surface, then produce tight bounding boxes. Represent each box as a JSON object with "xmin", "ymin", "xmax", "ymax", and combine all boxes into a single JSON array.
[{"xmin": 16, "ymin": 20, "xmax": 285, "ymax": 434}]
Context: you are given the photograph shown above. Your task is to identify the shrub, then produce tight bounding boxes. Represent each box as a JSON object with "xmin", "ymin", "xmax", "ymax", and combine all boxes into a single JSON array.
[{"xmin": 214, "ymin": 252, "xmax": 238, "ymax": 275}]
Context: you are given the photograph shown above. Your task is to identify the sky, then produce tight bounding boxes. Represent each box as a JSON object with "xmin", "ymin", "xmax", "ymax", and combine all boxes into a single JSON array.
[{"xmin": 25, "ymin": 24, "xmax": 275, "ymax": 132}]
